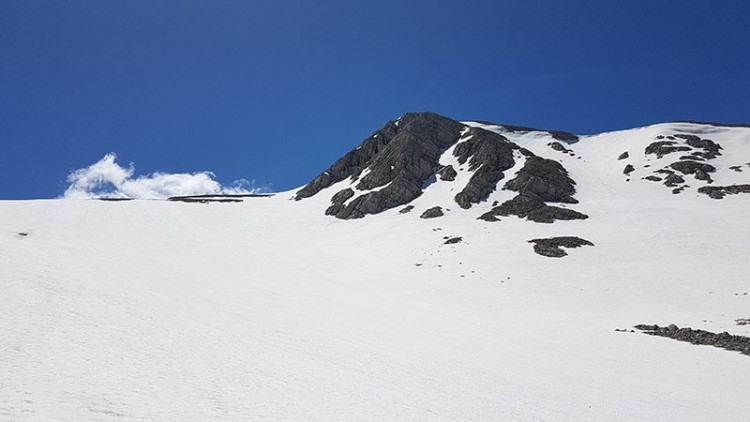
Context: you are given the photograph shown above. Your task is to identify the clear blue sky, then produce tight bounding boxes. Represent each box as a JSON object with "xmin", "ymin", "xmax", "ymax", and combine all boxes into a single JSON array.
[{"xmin": 2, "ymin": 0, "xmax": 749, "ymax": 199}]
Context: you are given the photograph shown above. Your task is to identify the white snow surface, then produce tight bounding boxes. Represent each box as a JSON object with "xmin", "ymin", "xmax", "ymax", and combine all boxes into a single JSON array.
[{"xmin": 2, "ymin": 122, "xmax": 750, "ymax": 421}]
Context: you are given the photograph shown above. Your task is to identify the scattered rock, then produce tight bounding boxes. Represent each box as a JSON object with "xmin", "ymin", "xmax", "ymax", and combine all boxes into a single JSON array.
[
  {"xmin": 528, "ymin": 236, "xmax": 594, "ymax": 258},
  {"xmin": 437, "ymin": 164, "xmax": 457, "ymax": 181},
  {"xmin": 644, "ymin": 175, "xmax": 662, "ymax": 182},
  {"xmin": 669, "ymin": 160, "xmax": 716, "ymax": 178},
  {"xmin": 663, "ymin": 173, "xmax": 685, "ymax": 187},
  {"xmin": 420, "ymin": 206, "xmax": 444, "ymax": 219},
  {"xmin": 729, "ymin": 166, "xmax": 743, "ymax": 172},
  {"xmin": 617, "ymin": 151, "xmax": 629, "ymax": 160},
  {"xmin": 635, "ymin": 324, "xmax": 750, "ymax": 357},
  {"xmin": 548, "ymin": 142, "xmax": 571, "ymax": 153},
  {"xmin": 672, "ymin": 185, "xmax": 688, "ymax": 195},
  {"xmin": 698, "ymin": 184, "xmax": 750, "ymax": 199},
  {"xmin": 399, "ymin": 205, "xmax": 415, "ymax": 214},
  {"xmin": 443, "ymin": 237, "xmax": 462, "ymax": 244},
  {"xmin": 644, "ymin": 141, "xmax": 691, "ymax": 158},
  {"xmin": 623, "ymin": 164, "xmax": 635, "ymax": 175}
]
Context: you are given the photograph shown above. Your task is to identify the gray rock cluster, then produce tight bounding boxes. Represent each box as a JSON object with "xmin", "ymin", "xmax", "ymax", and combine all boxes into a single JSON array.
[
  {"xmin": 527, "ymin": 236, "xmax": 594, "ymax": 257},
  {"xmin": 635, "ymin": 324, "xmax": 750, "ymax": 357},
  {"xmin": 296, "ymin": 112, "xmax": 587, "ymax": 222},
  {"xmin": 698, "ymin": 184, "xmax": 750, "ymax": 199},
  {"xmin": 479, "ymin": 156, "xmax": 588, "ymax": 223},
  {"xmin": 420, "ymin": 206, "xmax": 444, "ymax": 219},
  {"xmin": 453, "ymin": 128, "xmax": 520, "ymax": 209}
]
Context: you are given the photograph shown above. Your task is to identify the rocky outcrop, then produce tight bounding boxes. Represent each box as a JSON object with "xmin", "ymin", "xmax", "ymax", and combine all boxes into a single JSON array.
[
  {"xmin": 669, "ymin": 160, "xmax": 716, "ymax": 175},
  {"xmin": 528, "ymin": 236, "xmax": 593, "ymax": 257},
  {"xmin": 645, "ymin": 141, "xmax": 691, "ymax": 158},
  {"xmin": 618, "ymin": 151, "xmax": 629, "ymax": 160},
  {"xmin": 698, "ymin": 184, "xmax": 750, "ymax": 199},
  {"xmin": 635, "ymin": 324, "xmax": 750, "ymax": 357},
  {"xmin": 298, "ymin": 112, "xmax": 464, "ymax": 219},
  {"xmin": 437, "ymin": 165, "xmax": 457, "ymax": 181},
  {"xmin": 478, "ymin": 156, "xmax": 587, "ymax": 223},
  {"xmin": 673, "ymin": 134, "xmax": 722, "ymax": 159},
  {"xmin": 453, "ymin": 128, "xmax": 518, "ymax": 209},
  {"xmin": 325, "ymin": 188, "xmax": 355, "ymax": 216},
  {"xmin": 420, "ymin": 206, "xmax": 444, "ymax": 219},
  {"xmin": 623, "ymin": 164, "xmax": 635, "ymax": 175}
]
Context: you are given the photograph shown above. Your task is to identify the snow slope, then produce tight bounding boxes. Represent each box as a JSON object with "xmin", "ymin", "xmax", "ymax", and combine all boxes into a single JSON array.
[{"xmin": 2, "ymin": 121, "xmax": 750, "ymax": 421}]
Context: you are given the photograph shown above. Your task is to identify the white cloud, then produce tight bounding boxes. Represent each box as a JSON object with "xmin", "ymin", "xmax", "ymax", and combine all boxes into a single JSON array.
[{"xmin": 62, "ymin": 153, "xmax": 263, "ymax": 199}]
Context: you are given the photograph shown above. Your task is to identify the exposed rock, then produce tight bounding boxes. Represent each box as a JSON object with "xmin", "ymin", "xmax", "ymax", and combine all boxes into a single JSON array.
[
  {"xmin": 482, "ymin": 194, "xmax": 588, "ymax": 224},
  {"xmin": 437, "ymin": 165, "xmax": 457, "ymax": 181},
  {"xmin": 299, "ymin": 113, "xmax": 464, "ymax": 219},
  {"xmin": 694, "ymin": 170, "xmax": 712, "ymax": 183},
  {"xmin": 399, "ymin": 205, "xmax": 415, "ymax": 214},
  {"xmin": 504, "ymin": 156, "xmax": 578, "ymax": 203},
  {"xmin": 663, "ymin": 173, "xmax": 685, "ymax": 187},
  {"xmin": 669, "ymin": 160, "xmax": 716, "ymax": 177},
  {"xmin": 548, "ymin": 130, "xmax": 579, "ymax": 143},
  {"xmin": 325, "ymin": 188, "xmax": 356, "ymax": 215},
  {"xmin": 548, "ymin": 142, "xmax": 570, "ymax": 153},
  {"xmin": 623, "ymin": 164, "xmax": 635, "ymax": 175},
  {"xmin": 443, "ymin": 237, "xmax": 462, "ymax": 244},
  {"xmin": 698, "ymin": 184, "xmax": 750, "ymax": 199},
  {"xmin": 168, "ymin": 193, "xmax": 273, "ymax": 203},
  {"xmin": 644, "ymin": 141, "xmax": 691, "ymax": 158},
  {"xmin": 477, "ymin": 213, "xmax": 500, "ymax": 222},
  {"xmin": 528, "ymin": 236, "xmax": 594, "ymax": 258},
  {"xmin": 644, "ymin": 175, "xmax": 662, "ymax": 182},
  {"xmin": 674, "ymin": 134, "xmax": 722, "ymax": 159},
  {"xmin": 453, "ymin": 128, "xmax": 517, "ymax": 209},
  {"xmin": 295, "ymin": 121, "xmax": 398, "ymax": 200},
  {"xmin": 617, "ymin": 151, "xmax": 629, "ymax": 160},
  {"xmin": 729, "ymin": 166, "xmax": 743, "ymax": 172},
  {"xmin": 420, "ymin": 206, "xmax": 444, "ymax": 219},
  {"xmin": 672, "ymin": 185, "xmax": 688, "ymax": 194},
  {"xmin": 635, "ymin": 324, "xmax": 750, "ymax": 357}
]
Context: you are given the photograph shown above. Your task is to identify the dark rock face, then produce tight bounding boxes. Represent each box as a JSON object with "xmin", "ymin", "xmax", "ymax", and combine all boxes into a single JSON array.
[
  {"xmin": 623, "ymin": 164, "xmax": 635, "ymax": 175},
  {"xmin": 504, "ymin": 157, "xmax": 578, "ymax": 203},
  {"xmin": 645, "ymin": 141, "xmax": 691, "ymax": 158},
  {"xmin": 437, "ymin": 165, "xmax": 457, "ymax": 181},
  {"xmin": 528, "ymin": 236, "xmax": 594, "ymax": 258},
  {"xmin": 420, "ymin": 206, "xmax": 444, "ymax": 219},
  {"xmin": 325, "ymin": 188, "xmax": 355, "ymax": 216},
  {"xmin": 669, "ymin": 160, "xmax": 716, "ymax": 177},
  {"xmin": 443, "ymin": 236, "xmax": 462, "ymax": 244},
  {"xmin": 399, "ymin": 205, "xmax": 415, "ymax": 214},
  {"xmin": 663, "ymin": 173, "xmax": 685, "ymax": 187},
  {"xmin": 635, "ymin": 324, "xmax": 750, "ymax": 357},
  {"xmin": 548, "ymin": 130, "xmax": 579, "ymax": 143},
  {"xmin": 698, "ymin": 184, "xmax": 750, "ymax": 199},
  {"xmin": 295, "ymin": 121, "xmax": 398, "ymax": 200},
  {"xmin": 453, "ymin": 128, "xmax": 518, "ymax": 209},
  {"xmin": 674, "ymin": 134, "xmax": 722, "ymax": 159},
  {"xmin": 479, "ymin": 156, "xmax": 586, "ymax": 223},
  {"xmin": 618, "ymin": 151, "xmax": 629, "ymax": 160},
  {"xmin": 548, "ymin": 142, "xmax": 571, "ymax": 153},
  {"xmin": 481, "ymin": 195, "xmax": 588, "ymax": 223},
  {"xmin": 298, "ymin": 112, "xmax": 464, "ymax": 219},
  {"xmin": 644, "ymin": 175, "xmax": 662, "ymax": 182}
]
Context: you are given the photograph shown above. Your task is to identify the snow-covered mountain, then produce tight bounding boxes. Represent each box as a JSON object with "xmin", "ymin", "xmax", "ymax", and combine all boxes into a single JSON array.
[{"xmin": 2, "ymin": 113, "xmax": 750, "ymax": 421}]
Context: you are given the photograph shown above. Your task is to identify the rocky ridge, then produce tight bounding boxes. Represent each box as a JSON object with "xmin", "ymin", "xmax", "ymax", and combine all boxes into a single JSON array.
[{"xmin": 296, "ymin": 112, "xmax": 588, "ymax": 222}]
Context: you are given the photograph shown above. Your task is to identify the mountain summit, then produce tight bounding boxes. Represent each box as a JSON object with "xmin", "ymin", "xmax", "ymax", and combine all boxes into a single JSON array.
[{"xmin": 296, "ymin": 112, "xmax": 750, "ymax": 222}]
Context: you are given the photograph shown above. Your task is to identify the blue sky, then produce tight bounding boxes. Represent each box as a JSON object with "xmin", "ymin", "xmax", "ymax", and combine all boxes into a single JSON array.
[{"xmin": 2, "ymin": 1, "xmax": 749, "ymax": 199}]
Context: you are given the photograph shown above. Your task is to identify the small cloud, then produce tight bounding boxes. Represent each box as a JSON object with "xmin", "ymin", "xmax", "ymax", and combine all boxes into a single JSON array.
[{"xmin": 62, "ymin": 153, "xmax": 265, "ymax": 199}]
